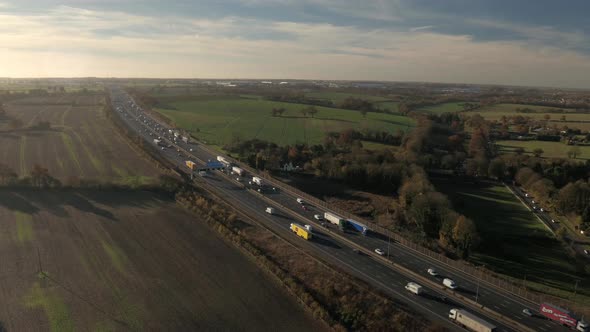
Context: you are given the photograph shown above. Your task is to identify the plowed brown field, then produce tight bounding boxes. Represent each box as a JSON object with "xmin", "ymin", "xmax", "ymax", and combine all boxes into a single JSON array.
[
  {"xmin": 0, "ymin": 94, "xmax": 160, "ymax": 181},
  {"xmin": 0, "ymin": 190, "xmax": 323, "ymax": 331}
]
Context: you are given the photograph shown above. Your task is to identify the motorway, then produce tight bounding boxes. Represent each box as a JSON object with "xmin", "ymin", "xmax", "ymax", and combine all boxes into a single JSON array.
[
  {"xmin": 109, "ymin": 87, "xmax": 571, "ymax": 332},
  {"xmin": 510, "ymin": 185, "xmax": 590, "ymax": 258}
]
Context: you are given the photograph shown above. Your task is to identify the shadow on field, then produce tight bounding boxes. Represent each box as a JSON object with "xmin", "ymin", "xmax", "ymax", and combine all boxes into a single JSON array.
[
  {"xmin": 0, "ymin": 191, "xmax": 40, "ymax": 214},
  {"xmin": 0, "ymin": 190, "xmax": 166, "ymax": 220},
  {"xmin": 315, "ymin": 117, "xmax": 356, "ymax": 123},
  {"xmin": 378, "ymin": 118, "xmax": 411, "ymax": 127}
]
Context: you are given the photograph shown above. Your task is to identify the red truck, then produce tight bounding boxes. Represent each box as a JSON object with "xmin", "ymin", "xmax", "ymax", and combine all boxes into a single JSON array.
[{"xmin": 540, "ymin": 303, "xmax": 588, "ymax": 331}]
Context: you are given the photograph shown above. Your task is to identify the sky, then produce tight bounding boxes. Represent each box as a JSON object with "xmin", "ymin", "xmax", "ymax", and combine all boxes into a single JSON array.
[{"xmin": 0, "ymin": 0, "xmax": 589, "ymax": 88}]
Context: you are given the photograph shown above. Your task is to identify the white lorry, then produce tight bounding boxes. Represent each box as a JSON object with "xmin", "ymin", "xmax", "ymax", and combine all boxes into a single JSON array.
[
  {"xmin": 232, "ymin": 166, "xmax": 245, "ymax": 177},
  {"xmin": 448, "ymin": 309, "xmax": 497, "ymax": 332},
  {"xmin": 265, "ymin": 207, "xmax": 275, "ymax": 215},
  {"xmin": 404, "ymin": 282, "xmax": 423, "ymax": 295},
  {"xmin": 252, "ymin": 176, "xmax": 263, "ymax": 186},
  {"xmin": 324, "ymin": 212, "xmax": 346, "ymax": 228}
]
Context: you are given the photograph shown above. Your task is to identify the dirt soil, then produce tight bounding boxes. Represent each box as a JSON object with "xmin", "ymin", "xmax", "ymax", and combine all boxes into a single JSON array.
[
  {"xmin": 0, "ymin": 94, "xmax": 161, "ymax": 181},
  {"xmin": 0, "ymin": 189, "xmax": 323, "ymax": 332}
]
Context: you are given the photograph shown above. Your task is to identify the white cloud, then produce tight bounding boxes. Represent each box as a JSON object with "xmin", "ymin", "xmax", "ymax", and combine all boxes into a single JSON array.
[
  {"xmin": 0, "ymin": 5, "xmax": 589, "ymax": 88},
  {"xmin": 409, "ymin": 25, "xmax": 434, "ymax": 32}
]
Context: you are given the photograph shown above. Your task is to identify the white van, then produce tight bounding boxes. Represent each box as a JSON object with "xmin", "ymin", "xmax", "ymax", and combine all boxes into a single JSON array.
[
  {"xmin": 296, "ymin": 198, "xmax": 305, "ymax": 204},
  {"xmin": 405, "ymin": 282, "xmax": 423, "ymax": 295},
  {"xmin": 265, "ymin": 207, "xmax": 275, "ymax": 215},
  {"xmin": 443, "ymin": 278, "xmax": 458, "ymax": 290}
]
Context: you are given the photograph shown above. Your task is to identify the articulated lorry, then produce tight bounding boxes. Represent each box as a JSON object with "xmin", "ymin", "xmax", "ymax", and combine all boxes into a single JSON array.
[
  {"xmin": 185, "ymin": 160, "xmax": 197, "ymax": 171},
  {"xmin": 216, "ymin": 156, "xmax": 231, "ymax": 167},
  {"xmin": 540, "ymin": 303, "xmax": 588, "ymax": 331},
  {"xmin": 290, "ymin": 223, "xmax": 312, "ymax": 240},
  {"xmin": 324, "ymin": 212, "xmax": 347, "ymax": 229},
  {"xmin": 348, "ymin": 219, "xmax": 369, "ymax": 235},
  {"xmin": 448, "ymin": 309, "xmax": 497, "ymax": 332},
  {"xmin": 232, "ymin": 166, "xmax": 245, "ymax": 177}
]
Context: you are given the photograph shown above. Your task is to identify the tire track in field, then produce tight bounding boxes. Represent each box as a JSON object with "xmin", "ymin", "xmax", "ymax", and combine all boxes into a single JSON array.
[
  {"xmin": 60, "ymin": 132, "xmax": 84, "ymax": 176},
  {"xmin": 52, "ymin": 133, "xmax": 65, "ymax": 173},
  {"xmin": 303, "ymin": 117, "xmax": 308, "ymax": 144},
  {"xmin": 69, "ymin": 129, "xmax": 105, "ymax": 176},
  {"xmin": 19, "ymin": 135, "xmax": 27, "ymax": 176},
  {"xmin": 280, "ymin": 118, "xmax": 287, "ymax": 145},
  {"xmin": 222, "ymin": 115, "xmax": 242, "ymax": 143},
  {"xmin": 60, "ymin": 102, "xmax": 74, "ymax": 126},
  {"xmin": 26, "ymin": 95, "xmax": 65, "ymax": 127},
  {"xmin": 80, "ymin": 112, "xmax": 122, "ymax": 178}
]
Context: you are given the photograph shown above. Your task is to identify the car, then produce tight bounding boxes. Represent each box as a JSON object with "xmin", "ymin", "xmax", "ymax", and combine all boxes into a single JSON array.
[
  {"xmin": 296, "ymin": 198, "xmax": 305, "ymax": 204},
  {"xmin": 551, "ymin": 219, "xmax": 556, "ymax": 223},
  {"xmin": 314, "ymin": 214, "xmax": 323, "ymax": 220},
  {"xmin": 443, "ymin": 278, "xmax": 457, "ymax": 290},
  {"xmin": 522, "ymin": 308, "xmax": 533, "ymax": 317},
  {"xmin": 525, "ymin": 193, "xmax": 529, "ymax": 197},
  {"xmin": 584, "ymin": 249, "xmax": 589, "ymax": 255},
  {"xmin": 189, "ymin": 148, "xmax": 193, "ymax": 152},
  {"xmin": 540, "ymin": 208, "xmax": 544, "ymax": 212},
  {"xmin": 375, "ymin": 248, "xmax": 385, "ymax": 256},
  {"xmin": 236, "ymin": 177, "xmax": 241, "ymax": 182},
  {"xmin": 532, "ymin": 200, "xmax": 536, "ymax": 204},
  {"xmin": 301, "ymin": 205, "xmax": 308, "ymax": 211},
  {"xmin": 321, "ymin": 222, "xmax": 327, "ymax": 227},
  {"xmin": 532, "ymin": 206, "xmax": 537, "ymax": 210},
  {"xmin": 353, "ymin": 249, "xmax": 360, "ymax": 254},
  {"xmin": 427, "ymin": 268, "xmax": 438, "ymax": 276}
]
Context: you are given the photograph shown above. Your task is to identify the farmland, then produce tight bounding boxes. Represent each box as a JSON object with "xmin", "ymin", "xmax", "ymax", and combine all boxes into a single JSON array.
[
  {"xmin": 305, "ymin": 91, "xmax": 391, "ymax": 103},
  {"xmin": 155, "ymin": 97, "xmax": 414, "ymax": 147},
  {"xmin": 0, "ymin": 190, "xmax": 324, "ymax": 331},
  {"xmin": 0, "ymin": 94, "xmax": 161, "ymax": 181},
  {"xmin": 417, "ymin": 102, "xmax": 469, "ymax": 114},
  {"xmin": 432, "ymin": 178, "xmax": 589, "ymax": 298},
  {"xmin": 465, "ymin": 103, "xmax": 590, "ymax": 130},
  {"xmin": 496, "ymin": 140, "xmax": 590, "ymax": 160}
]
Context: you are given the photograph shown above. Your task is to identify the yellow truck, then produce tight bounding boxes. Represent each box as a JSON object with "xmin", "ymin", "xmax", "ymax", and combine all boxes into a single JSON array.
[
  {"xmin": 185, "ymin": 160, "xmax": 197, "ymax": 170},
  {"xmin": 290, "ymin": 223, "xmax": 312, "ymax": 240}
]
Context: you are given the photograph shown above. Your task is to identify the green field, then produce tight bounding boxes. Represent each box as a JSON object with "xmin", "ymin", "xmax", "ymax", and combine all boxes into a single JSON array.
[
  {"xmin": 465, "ymin": 103, "xmax": 590, "ymax": 130},
  {"xmin": 374, "ymin": 101, "xmax": 400, "ymax": 112},
  {"xmin": 476, "ymin": 103, "xmax": 574, "ymax": 113},
  {"xmin": 417, "ymin": 102, "xmax": 470, "ymax": 114},
  {"xmin": 497, "ymin": 140, "xmax": 590, "ymax": 160},
  {"xmin": 360, "ymin": 140, "xmax": 399, "ymax": 151},
  {"xmin": 305, "ymin": 92, "xmax": 391, "ymax": 103},
  {"xmin": 433, "ymin": 178, "xmax": 589, "ymax": 298},
  {"xmin": 156, "ymin": 98, "xmax": 415, "ymax": 146}
]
